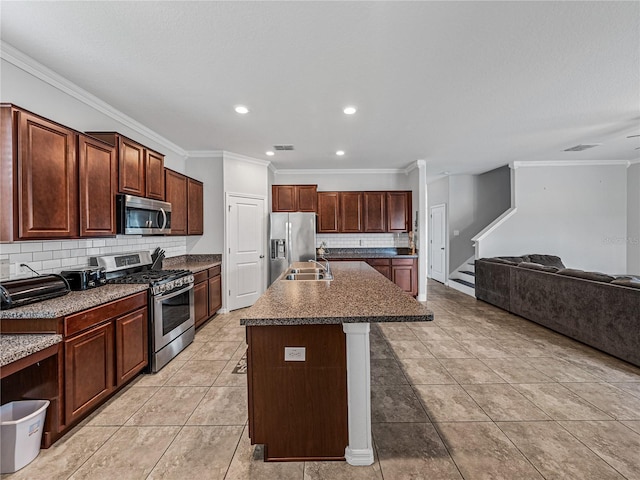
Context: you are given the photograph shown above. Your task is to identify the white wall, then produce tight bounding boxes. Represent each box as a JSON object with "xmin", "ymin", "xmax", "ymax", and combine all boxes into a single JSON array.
[
  {"xmin": 186, "ymin": 155, "xmax": 224, "ymax": 254},
  {"xmin": 481, "ymin": 164, "xmax": 628, "ymax": 273},
  {"xmin": 273, "ymin": 171, "xmax": 411, "ymax": 191},
  {"xmin": 225, "ymin": 154, "xmax": 269, "ymax": 198},
  {"xmin": 628, "ymin": 163, "xmax": 640, "ymax": 274}
]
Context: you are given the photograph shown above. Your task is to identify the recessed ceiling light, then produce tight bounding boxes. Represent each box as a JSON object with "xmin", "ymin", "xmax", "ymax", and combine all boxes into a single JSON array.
[
  {"xmin": 234, "ymin": 105, "xmax": 249, "ymax": 114},
  {"xmin": 336, "ymin": 150, "xmax": 345, "ymax": 156},
  {"xmin": 343, "ymin": 106, "xmax": 357, "ymax": 115},
  {"xmin": 265, "ymin": 151, "xmax": 274, "ymax": 156}
]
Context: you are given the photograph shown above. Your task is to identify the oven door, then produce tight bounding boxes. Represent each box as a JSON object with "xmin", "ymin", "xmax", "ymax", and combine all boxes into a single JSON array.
[{"xmin": 152, "ymin": 284, "xmax": 195, "ymax": 352}]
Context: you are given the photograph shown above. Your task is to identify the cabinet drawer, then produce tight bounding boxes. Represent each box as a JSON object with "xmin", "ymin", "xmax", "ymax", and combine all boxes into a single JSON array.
[
  {"xmin": 208, "ymin": 265, "xmax": 221, "ymax": 277},
  {"xmin": 65, "ymin": 291, "xmax": 147, "ymax": 337},
  {"xmin": 391, "ymin": 258, "xmax": 415, "ymax": 266},
  {"xmin": 366, "ymin": 258, "xmax": 391, "ymax": 266},
  {"xmin": 194, "ymin": 270, "xmax": 208, "ymax": 284}
]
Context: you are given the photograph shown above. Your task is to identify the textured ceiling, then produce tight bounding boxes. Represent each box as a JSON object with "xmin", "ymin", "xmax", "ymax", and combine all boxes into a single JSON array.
[{"xmin": 1, "ymin": 1, "xmax": 638, "ymax": 176}]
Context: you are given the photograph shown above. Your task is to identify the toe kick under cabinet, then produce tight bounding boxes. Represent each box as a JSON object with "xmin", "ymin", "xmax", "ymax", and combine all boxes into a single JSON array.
[{"xmin": 0, "ymin": 291, "xmax": 148, "ymax": 446}]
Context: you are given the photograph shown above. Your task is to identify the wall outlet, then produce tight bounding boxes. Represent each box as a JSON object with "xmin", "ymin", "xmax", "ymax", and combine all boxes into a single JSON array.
[
  {"xmin": 284, "ymin": 347, "xmax": 306, "ymax": 362},
  {"xmin": 453, "ymin": 230, "xmax": 460, "ymax": 237}
]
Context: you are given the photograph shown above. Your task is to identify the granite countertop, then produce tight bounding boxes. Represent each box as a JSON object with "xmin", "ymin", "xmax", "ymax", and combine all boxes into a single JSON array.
[
  {"xmin": 323, "ymin": 248, "xmax": 418, "ymax": 259},
  {"xmin": 241, "ymin": 261, "xmax": 432, "ymax": 326},
  {"xmin": 163, "ymin": 254, "xmax": 222, "ymax": 273},
  {"xmin": 0, "ymin": 254, "xmax": 222, "ymax": 320},
  {"xmin": 0, "ymin": 334, "xmax": 63, "ymax": 367},
  {"xmin": 0, "ymin": 284, "xmax": 149, "ymax": 319}
]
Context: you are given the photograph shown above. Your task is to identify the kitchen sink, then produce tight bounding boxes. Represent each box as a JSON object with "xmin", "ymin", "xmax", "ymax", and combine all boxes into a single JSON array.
[
  {"xmin": 283, "ymin": 271, "xmax": 332, "ymax": 281},
  {"xmin": 288, "ymin": 268, "xmax": 324, "ymax": 274}
]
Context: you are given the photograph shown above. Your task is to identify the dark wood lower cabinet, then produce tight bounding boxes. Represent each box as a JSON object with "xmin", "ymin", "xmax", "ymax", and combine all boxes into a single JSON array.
[
  {"xmin": 194, "ymin": 265, "xmax": 222, "ymax": 329},
  {"xmin": 115, "ymin": 307, "xmax": 148, "ymax": 386},
  {"xmin": 208, "ymin": 274, "xmax": 222, "ymax": 316},
  {"xmin": 247, "ymin": 324, "xmax": 348, "ymax": 461},
  {"xmin": 194, "ymin": 276, "xmax": 210, "ymax": 328},
  {"xmin": 391, "ymin": 258, "xmax": 418, "ymax": 296},
  {"xmin": 64, "ymin": 322, "xmax": 114, "ymax": 424}
]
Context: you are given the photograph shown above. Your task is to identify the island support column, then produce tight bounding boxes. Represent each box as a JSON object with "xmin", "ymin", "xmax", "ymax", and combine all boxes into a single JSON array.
[{"xmin": 342, "ymin": 322, "xmax": 374, "ymax": 466}]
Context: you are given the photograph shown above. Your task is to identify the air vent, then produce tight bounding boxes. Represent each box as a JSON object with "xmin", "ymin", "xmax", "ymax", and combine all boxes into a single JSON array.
[
  {"xmin": 563, "ymin": 144, "xmax": 601, "ymax": 152},
  {"xmin": 273, "ymin": 145, "xmax": 294, "ymax": 151}
]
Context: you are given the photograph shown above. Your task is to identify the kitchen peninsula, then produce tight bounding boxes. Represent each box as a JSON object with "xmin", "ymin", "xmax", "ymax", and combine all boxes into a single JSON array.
[{"xmin": 240, "ymin": 261, "xmax": 433, "ymax": 466}]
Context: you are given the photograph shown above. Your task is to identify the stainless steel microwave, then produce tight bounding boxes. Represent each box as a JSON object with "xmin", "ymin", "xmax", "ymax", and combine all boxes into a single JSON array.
[{"xmin": 116, "ymin": 194, "xmax": 172, "ymax": 235}]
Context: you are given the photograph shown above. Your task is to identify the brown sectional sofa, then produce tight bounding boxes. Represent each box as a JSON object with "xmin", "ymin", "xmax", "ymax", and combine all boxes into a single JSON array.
[{"xmin": 475, "ymin": 255, "xmax": 640, "ymax": 367}]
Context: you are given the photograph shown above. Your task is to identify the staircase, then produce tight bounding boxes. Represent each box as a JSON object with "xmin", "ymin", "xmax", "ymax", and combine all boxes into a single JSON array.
[{"xmin": 449, "ymin": 257, "xmax": 476, "ymax": 297}]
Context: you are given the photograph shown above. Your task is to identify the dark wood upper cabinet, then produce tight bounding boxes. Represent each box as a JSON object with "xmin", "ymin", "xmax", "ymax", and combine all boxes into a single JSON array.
[
  {"xmin": 118, "ymin": 136, "xmax": 146, "ymax": 197},
  {"xmin": 78, "ymin": 135, "xmax": 116, "ymax": 237},
  {"xmin": 86, "ymin": 132, "xmax": 164, "ymax": 200},
  {"xmin": 340, "ymin": 192, "xmax": 363, "ymax": 233},
  {"xmin": 386, "ymin": 191, "xmax": 412, "ymax": 233},
  {"xmin": 317, "ymin": 192, "xmax": 340, "ymax": 233},
  {"xmin": 9, "ymin": 108, "xmax": 79, "ymax": 239},
  {"xmin": 164, "ymin": 169, "xmax": 188, "ymax": 235},
  {"xmin": 145, "ymin": 150, "xmax": 165, "ymax": 200},
  {"xmin": 187, "ymin": 178, "xmax": 204, "ymax": 235},
  {"xmin": 363, "ymin": 192, "xmax": 386, "ymax": 233},
  {"xmin": 272, "ymin": 185, "xmax": 297, "ymax": 212},
  {"xmin": 297, "ymin": 185, "xmax": 317, "ymax": 212},
  {"xmin": 272, "ymin": 185, "xmax": 317, "ymax": 212}
]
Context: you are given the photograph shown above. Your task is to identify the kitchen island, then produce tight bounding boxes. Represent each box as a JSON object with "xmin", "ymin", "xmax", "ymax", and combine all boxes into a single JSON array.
[{"xmin": 240, "ymin": 261, "xmax": 433, "ymax": 466}]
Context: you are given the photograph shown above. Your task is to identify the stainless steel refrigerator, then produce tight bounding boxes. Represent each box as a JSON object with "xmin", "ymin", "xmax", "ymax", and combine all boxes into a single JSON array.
[{"xmin": 269, "ymin": 212, "xmax": 317, "ymax": 284}]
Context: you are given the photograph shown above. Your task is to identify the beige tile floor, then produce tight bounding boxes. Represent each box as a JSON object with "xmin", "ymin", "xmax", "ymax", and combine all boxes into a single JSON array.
[{"xmin": 4, "ymin": 280, "xmax": 640, "ymax": 479}]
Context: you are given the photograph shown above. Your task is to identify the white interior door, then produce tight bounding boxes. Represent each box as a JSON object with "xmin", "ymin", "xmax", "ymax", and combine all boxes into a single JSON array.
[
  {"xmin": 430, "ymin": 204, "xmax": 446, "ymax": 283},
  {"xmin": 227, "ymin": 194, "xmax": 265, "ymax": 311}
]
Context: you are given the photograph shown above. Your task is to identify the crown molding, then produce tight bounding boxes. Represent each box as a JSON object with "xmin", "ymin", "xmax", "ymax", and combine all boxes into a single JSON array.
[
  {"xmin": 186, "ymin": 150, "xmax": 223, "ymax": 159},
  {"xmin": 511, "ymin": 160, "xmax": 631, "ymax": 169},
  {"xmin": 222, "ymin": 151, "xmax": 271, "ymax": 167},
  {"xmin": 268, "ymin": 162, "xmax": 279, "ymax": 174},
  {"xmin": 1, "ymin": 41, "xmax": 188, "ymax": 157},
  {"xmin": 275, "ymin": 168, "xmax": 407, "ymax": 175}
]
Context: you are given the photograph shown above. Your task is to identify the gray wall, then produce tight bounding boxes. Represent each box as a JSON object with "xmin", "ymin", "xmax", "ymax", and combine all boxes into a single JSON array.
[{"xmin": 628, "ymin": 163, "xmax": 640, "ymax": 274}]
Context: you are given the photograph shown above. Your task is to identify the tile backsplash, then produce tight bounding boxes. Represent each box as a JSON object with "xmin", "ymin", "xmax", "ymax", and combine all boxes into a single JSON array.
[
  {"xmin": 316, "ymin": 233, "xmax": 409, "ymax": 249},
  {"xmin": 0, "ymin": 236, "xmax": 187, "ymax": 280}
]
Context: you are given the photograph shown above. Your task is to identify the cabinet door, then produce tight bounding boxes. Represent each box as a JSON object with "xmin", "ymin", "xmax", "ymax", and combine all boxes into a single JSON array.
[
  {"xmin": 115, "ymin": 307, "xmax": 148, "ymax": 386},
  {"xmin": 317, "ymin": 192, "xmax": 340, "ymax": 233},
  {"xmin": 272, "ymin": 185, "xmax": 297, "ymax": 212},
  {"xmin": 194, "ymin": 280, "xmax": 209, "ymax": 328},
  {"xmin": 297, "ymin": 185, "xmax": 317, "ymax": 212},
  {"xmin": 187, "ymin": 178, "xmax": 204, "ymax": 235},
  {"xmin": 386, "ymin": 191, "xmax": 412, "ymax": 232},
  {"xmin": 208, "ymin": 274, "xmax": 222, "ymax": 316},
  {"xmin": 79, "ymin": 135, "xmax": 116, "ymax": 237},
  {"xmin": 145, "ymin": 150, "xmax": 165, "ymax": 200},
  {"xmin": 363, "ymin": 192, "xmax": 386, "ymax": 233},
  {"xmin": 17, "ymin": 110, "xmax": 78, "ymax": 239},
  {"xmin": 391, "ymin": 259, "xmax": 417, "ymax": 296},
  {"xmin": 165, "ymin": 169, "xmax": 188, "ymax": 235},
  {"xmin": 118, "ymin": 137, "xmax": 145, "ymax": 196},
  {"xmin": 340, "ymin": 192, "xmax": 363, "ymax": 233},
  {"xmin": 65, "ymin": 322, "xmax": 114, "ymax": 424}
]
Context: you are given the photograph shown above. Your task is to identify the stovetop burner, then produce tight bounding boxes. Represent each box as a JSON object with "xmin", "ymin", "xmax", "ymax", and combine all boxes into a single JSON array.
[{"xmin": 108, "ymin": 269, "xmax": 192, "ymax": 285}]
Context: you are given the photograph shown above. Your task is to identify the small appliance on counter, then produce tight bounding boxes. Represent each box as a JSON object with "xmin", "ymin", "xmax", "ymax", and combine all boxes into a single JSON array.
[
  {"xmin": 60, "ymin": 267, "xmax": 107, "ymax": 291},
  {"xmin": 0, "ymin": 275, "xmax": 70, "ymax": 310}
]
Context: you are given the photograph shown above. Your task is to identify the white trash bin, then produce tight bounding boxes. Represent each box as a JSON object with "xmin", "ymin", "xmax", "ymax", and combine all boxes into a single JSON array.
[{"xmin": 1, "ymin": 400, "xmax": 50, "ymax": 474}]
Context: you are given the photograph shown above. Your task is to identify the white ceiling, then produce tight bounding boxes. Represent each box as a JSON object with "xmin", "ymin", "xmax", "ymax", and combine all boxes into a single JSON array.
[{"xmin": 1, "ymin": 1, "xmax": 639, "ymax": 177}]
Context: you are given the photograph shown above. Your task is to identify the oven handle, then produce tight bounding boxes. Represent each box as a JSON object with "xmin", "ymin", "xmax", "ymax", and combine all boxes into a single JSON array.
[
  {"xmin": 154, "ymin": 282, "xmax": 193, "ymax": 302},
  {"xmin": 159, "ymin": 208, "xmax": 168, "ymax": 230}
]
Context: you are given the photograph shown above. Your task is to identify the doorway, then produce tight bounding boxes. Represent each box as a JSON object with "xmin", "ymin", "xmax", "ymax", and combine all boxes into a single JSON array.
[
  {"xmin": 429, "ymin": 204, "xmax": 447, "ymax": 284},
  {"xmin": 225, "ymin": 193, "xmax": 266, "ymax": 311}
]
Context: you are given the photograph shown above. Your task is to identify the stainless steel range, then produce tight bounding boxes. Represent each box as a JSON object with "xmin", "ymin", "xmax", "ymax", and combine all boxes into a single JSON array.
[{"xmin": 90, "ymin": 251, "xmax": 195, "ymax": 373}]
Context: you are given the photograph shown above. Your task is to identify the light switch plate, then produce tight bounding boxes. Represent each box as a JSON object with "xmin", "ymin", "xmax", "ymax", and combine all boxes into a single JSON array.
[{"xmin": 284, "ymin": 347, "xmax": 306, "ymax": 361}]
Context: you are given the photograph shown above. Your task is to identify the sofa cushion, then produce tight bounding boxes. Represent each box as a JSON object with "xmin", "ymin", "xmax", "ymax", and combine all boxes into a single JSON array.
[
  {"xmin": 557, "ymin": 268, "xmax": 615, "ymax": 283},
  {"xmin": 611, "ymin": 278, "xmax": 640, "ymax": 289},
  {"xmin": 527, "ymin": 254, "xmax": 565, "ymax": 269},
  {"xmin": 498, "ymin": 256, "xmax": 529, "ymax": 264},
  {"xmin": 482, "ymin": 257, "xmax": 521, "ymax": 266},
  {"xmin": 518, "ymin": 262, "xmax": 560, "ymax": 273}
]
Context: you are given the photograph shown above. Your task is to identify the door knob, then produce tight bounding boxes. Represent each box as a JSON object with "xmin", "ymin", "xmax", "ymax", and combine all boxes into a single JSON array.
[{"xmin": 259, "ymin": 255, "xmax": 265, "ymax": 258}]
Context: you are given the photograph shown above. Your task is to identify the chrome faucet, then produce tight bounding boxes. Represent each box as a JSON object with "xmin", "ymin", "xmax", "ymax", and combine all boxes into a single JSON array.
[{"xmin": 308, "ymin": 258, "xmax": 331, "ymax": 276}]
